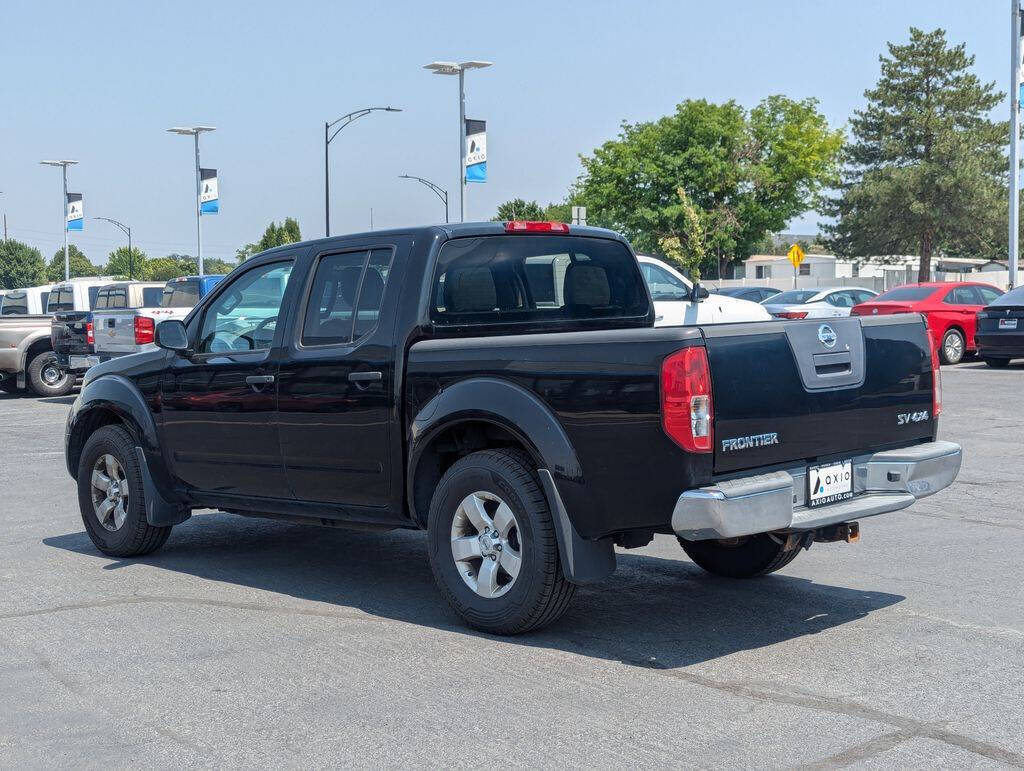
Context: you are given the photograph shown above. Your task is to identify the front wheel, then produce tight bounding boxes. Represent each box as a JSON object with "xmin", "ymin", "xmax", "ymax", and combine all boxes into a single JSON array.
[
  {"xmin": 427, "ymin": 449, "xmax": 575, "ymax": 634},
  {"xmin": 27, "ymin": 351, "xmax": 74, "ymax": 396},
  {"xmin": 940, "ymin": 329, "xmax": 965, "ymax": 366},
  {"xmin": 77, "ymin": 425, "xmax": 172, "ymax": 557},
  {"xmin": 678, "ymin": 534, "xmax": 801, "ymax": 578},
  {"xmin": 983, "ymin": 357, "xmax": 1010, "ymax": 369}
]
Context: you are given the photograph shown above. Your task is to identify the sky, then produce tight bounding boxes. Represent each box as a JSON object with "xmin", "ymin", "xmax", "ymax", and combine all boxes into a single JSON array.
[{"xmin": 0, "ymin": 0, "xmax": 1013, "ymax": 265}]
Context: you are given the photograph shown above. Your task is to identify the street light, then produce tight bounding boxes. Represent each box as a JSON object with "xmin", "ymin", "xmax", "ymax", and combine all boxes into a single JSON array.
[
  {"xmin": 423, "ymin": 60, "xmax": 492, "ymax": 222},
  {"xmin": 399, "ymin": 174, "xmax": 449, "ymax": 223},
  {"xmin": 324, "ymin": 107, "xmax": 402, "ymax": 237},
  {"xmin": 40, "ymin": 160, "xmax": 78, "ymax": 281},
  {"xmin": 94, "ymin": 217, "xmax": 133, "ymax": 279},
  {"xmin": 167, "ymin": 126, "xmax": 215, "ymax": 275}
]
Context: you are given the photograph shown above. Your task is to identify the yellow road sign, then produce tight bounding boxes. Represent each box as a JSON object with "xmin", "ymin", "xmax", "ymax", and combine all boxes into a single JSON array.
[{"xmin": 787, "ymin": 243, "xmax": 806, "ymax": 270}]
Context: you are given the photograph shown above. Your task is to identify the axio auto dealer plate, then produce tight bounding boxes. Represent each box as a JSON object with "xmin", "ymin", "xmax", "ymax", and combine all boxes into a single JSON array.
[
  {"xmin": 999, "ymin": 318, "xmax": 1018, "ymax": 330},
  {"xmin": 807, "ymin": 460, "xmax": 854, "ymax": 508}
]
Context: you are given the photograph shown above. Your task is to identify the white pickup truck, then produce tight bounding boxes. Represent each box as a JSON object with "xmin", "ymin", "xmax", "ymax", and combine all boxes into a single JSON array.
[{"xmin": 92, "ymin": 274, "xmax": 225, "ymax": 360}]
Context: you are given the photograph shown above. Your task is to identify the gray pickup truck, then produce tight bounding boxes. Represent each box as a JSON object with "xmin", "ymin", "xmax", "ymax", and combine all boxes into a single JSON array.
[{"xmin": 0, "ymin": 315, "xmax": 74, "ymax": 396}]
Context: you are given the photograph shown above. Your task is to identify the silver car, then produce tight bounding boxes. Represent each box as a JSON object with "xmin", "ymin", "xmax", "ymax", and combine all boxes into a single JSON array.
[{"xmin": 761, "ymin": 287, "xmax": 878, "ymax": 319}]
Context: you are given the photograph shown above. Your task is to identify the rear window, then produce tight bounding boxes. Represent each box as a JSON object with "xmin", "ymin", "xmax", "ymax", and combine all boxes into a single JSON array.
[
  {"xmin": 874, "ymin": 286, "xmax": 935, "ymax": 302},
  {"xmin": 431, "ymin": 236, "xmax": 648, "ymax": 327},
  {"xmin": 47, "ymin": 287, "xmax": 74, "ymax": 313},
  {"xmin": 161, "ymin": 280, "xmax": 200, "ymax": 308},
  {"xmin": 142, "ymin": 287, "xmax": 164, "ymax": 307},
  {"xmin": 991, "ymin": 286, "xmax": 1024, "ymax": 306},
  {"xmin": 768, "ymin": 290, "xmax": 819, "ymax": 305},
  {"xmin": 1, "ymin": 292, "xmax": 27, "ymax": 315}
]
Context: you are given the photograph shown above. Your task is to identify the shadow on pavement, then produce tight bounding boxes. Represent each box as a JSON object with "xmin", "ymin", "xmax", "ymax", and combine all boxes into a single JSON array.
[{"xmin": 44, "ymin": 513, "xmax": 904, "ymax": 669}]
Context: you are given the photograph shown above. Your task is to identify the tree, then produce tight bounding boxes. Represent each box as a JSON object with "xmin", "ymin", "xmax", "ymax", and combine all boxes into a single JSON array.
[
  {"xmin": 144, "ymin": 254, "xmax": 197, "ymax": 281},
  {"xmin": 105, "ymin": 247, "xmax": 147, "ymax": 280},
  {"xmin": 493, "ymin": 199, "xmax": 546, "ymax": 221},
  {"xmin": 657, "ymin": 188, "xmax": 708, "ymax": 281},
  {"xmin": 0, "ymin": 240, "xmax": 46, "ymax": 289},
  {"xmin": 46, "ymin": 245, "xmax": 96, "ymax": 282},
  {"xmin": 202, "ymin": 257, "xmax": 235, "ymax": 275},
  {"xmin": 238, "ymin": 217, "xmax": 302, "ymax": 262},
  {"xmin": 824, "ymin": 28, "xmax": 1006, "ymax": 281},
  {"xmin": 574, "ymin": 97, "xmax": 842, "ymax": 277}
]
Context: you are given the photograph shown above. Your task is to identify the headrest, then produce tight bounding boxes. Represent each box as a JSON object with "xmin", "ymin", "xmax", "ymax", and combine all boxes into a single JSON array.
[
  {"xmin": 564, "ymin": 263, "xmax": 610, "ymax": 308},
  {"xmin": 444, "ymin": 267, "xmax": 497, "ymax": 312}
]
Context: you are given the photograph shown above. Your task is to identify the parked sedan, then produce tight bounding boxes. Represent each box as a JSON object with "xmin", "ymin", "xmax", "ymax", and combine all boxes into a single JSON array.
[
  {"xmin": 851, "ymin": 282, "xmax": 1004, "ymax": 365},
  {"xmin": 974, "ymin": 285, "xmax": 1024, "ymax": 367},
  {"xmin": 761, "ymin": 287, "xmax": 878, "ymax": 320},
  {"xmin": 712, "ymin": 286, "xmax": 782, "ymax": 303}
]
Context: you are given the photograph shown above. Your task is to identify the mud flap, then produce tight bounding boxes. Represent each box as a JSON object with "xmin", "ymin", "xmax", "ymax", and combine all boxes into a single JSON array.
[
  {"xmin": 538, "ymin": 468, "xmax": 616, "ymax": 584},
  {"xmin": 134, "ymin": 447, "xmax": 190, "ymax": 527}
]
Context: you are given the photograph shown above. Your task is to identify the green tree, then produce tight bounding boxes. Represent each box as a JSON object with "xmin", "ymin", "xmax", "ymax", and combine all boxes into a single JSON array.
[
  {"xmin": 493, "ymin": 199, "xmax": 546, "ymax": 221},
  {"xmin": 573, "ymin": 97, "xmax": 843, "ymax": 277},
  {"xmin": 144, "ymin": 254, "xmax": 197, "ymax": 281},
  {"xmin": 657, "ymin": 188, "xmax": 708, "ymax": 281},
  {"xmin": 202, "ymin": 257, "xmax": 235, "ymax": 275},
  {"xmin": 824, "ymin": 28, "xmax": 1006, "ymax": 281},
  {"xmin": 105, "ymin": 247, "xmax": 147, "ymax": 280},
  {"xmin": 0, "ymin": 240, "xmax": 46, "ymax": 289},
  {"xmin": 46, "ymin": 245, "xmax": 97, "ymax": 282},
  {"xmin": 238, "ymin": 217, "xmax": 302, "ymax": 262}
]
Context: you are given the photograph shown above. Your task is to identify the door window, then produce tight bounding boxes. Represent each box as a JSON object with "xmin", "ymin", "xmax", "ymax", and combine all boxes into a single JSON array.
[
  {"xmin": 944, "ymin": 286, "xmax": 981, "ymax": 306},
  {"xmin": 640, "ymin": 262, "xmax": 690, "ymax": 300},
  {"xmin": 825, "ymin": 291, "xmax": 854, "ymax": 308},
  {"xmin": 977, "ymin": 286, "xmax": 1004, "ymax": 305},
  {"xmin": 197, "ymin": 262, "xmax": 293, "ymax": 354},
  {"xmin": 301, "ymin": 248, "xmax": 393, "ymax": 346}
]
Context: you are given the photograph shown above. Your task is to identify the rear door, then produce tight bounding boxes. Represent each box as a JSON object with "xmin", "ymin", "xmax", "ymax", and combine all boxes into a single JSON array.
[
  {"xmin": 703, "ymin": 315, "xmax": 935, "ymax": 475},
  {"xmin": 277, "ymin": 241, "xmax": 408, "ymax": 511},
  {"xmin": 941, "ymin": 285, "xmax": 986, "ymax": 349}
]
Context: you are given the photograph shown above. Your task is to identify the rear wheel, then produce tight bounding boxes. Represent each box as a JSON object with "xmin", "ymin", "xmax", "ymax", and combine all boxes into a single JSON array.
[
  {"xmin": 940, "ymin": 329, "xmax": 965, "ymax": 366},
  {"xmin": 427, "ymin": 449, "xmax": 575, "ymax": 634},
  {"xmin": 77, "ymin": 425, "xmax": 171, "ymax": 557},
  {"xmin": 983, "ymin": 357, "xmax": 1011, "ymax": 369},
  {"xmin": 678, "ymin": 534, "xmax": 801, "ymax": 578},
  {"xmin": 27, "ymin": 351, "xmax": 74, "ymax": 397}
]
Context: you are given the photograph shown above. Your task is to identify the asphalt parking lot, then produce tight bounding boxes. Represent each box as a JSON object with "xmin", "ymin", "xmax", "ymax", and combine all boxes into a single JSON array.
[{"xmin": 1, "ymin": 362, "xmax": 1023, "ymax": 769}]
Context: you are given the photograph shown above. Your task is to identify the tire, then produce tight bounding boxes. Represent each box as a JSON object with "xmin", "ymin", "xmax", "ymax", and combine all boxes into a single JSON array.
[
  {"xmin": 77, "ymin": 425, "xmax": 172, "ymax": 557},
  {"xmin": 939, "ymin": 329, "xmax": 965, "ymax": 366},
  {"xmin": 678, "ymin": 534, "xmax": 802, "ymax": 579},
  {"xmin": 427, "ymin": 449, "xmax": 576, "ymax": 635},
  {"xmin": 27, "ymin": 351, "xmax": 74, "ymax": 397},
  {"xmin": 983, "ymin": 357, "xmax": 1011, "ymax": 369}
]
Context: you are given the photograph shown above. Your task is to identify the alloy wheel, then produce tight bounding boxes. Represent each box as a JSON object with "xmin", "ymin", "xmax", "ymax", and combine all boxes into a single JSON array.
[
  {"xmin": 90, "ymin": 454, "xmax": 130, "ymax": 532},
  {"xmin": 450, "ymin": 491, "xmax": 522, "ymax": 599}
]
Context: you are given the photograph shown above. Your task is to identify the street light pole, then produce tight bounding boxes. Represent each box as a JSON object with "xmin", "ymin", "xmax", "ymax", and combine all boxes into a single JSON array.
[
  {"xmin": 398, "ymin": 174, "xmax": 449, "ymax": 223},
  {"xmin": 167, "ymin": 126, "xmax": 215, "ymax": 276},
  {"xmin": 1012, "ymin": 0, "xmax": 1022, "ymax": 289},
  {"xmin": 40, "ymin": 160, "xmax": 78, "ymax": 281},
  {"xmin": 94, "ymin": 217, "xmax": 133, "ymax": 279},
  {"xmin": 324, "ymin": 106, "xmax": 402, "ymax": 237},
  {"xmin": 424, "ymin": 61, "xmax": 493, "ymax": 223}
]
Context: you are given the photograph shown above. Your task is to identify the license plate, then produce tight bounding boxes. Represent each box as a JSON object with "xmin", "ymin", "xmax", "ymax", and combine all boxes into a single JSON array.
[
  {"xmin": 999, "ymin": 319, "xmax": 1018, "ymax": 330},
  {"xmin": 807, "ymin": 460, "xmax": 854, "ymax": 508},
  {"xmin": 69, "ymin": 355, "xmax": 100, "ymax": 371}
]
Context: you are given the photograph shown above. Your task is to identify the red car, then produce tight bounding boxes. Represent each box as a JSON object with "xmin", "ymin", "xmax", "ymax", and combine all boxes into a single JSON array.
[{"xmin": 851, "ymin": 282, "xmax": 1004, "ymax": 365}]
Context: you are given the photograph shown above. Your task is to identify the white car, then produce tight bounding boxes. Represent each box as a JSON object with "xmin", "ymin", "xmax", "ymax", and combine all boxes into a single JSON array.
[
  {"xmin": 636, "ymin": 255, "xmax": 771, "ymax": 325},
  {"xmin": 761, "ymin": 286, "xmax": 878, "ymax": 319}
]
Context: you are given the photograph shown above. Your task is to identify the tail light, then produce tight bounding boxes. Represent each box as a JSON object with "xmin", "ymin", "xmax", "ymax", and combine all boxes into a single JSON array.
[
  {"xmin": 773, "ymin": 311, "xmax": 808, "ymax": 319},
  {"xmin": 86, "ymin": 322, "xmax": 94, "ymax": 346},
  {"xmin": 661, "ymin": 347, "xmax": 713, "ymax": 453},
  {"xmin": 926, "ymin": 327, "xmax": 942, "ymax": 418},
  {"xmin": 134, "ymin": 316, "xmax": 155, "ymax": 345},
  {"xmin": 504, "ymin": 221, "xmax": 570, "ymax": 233}
]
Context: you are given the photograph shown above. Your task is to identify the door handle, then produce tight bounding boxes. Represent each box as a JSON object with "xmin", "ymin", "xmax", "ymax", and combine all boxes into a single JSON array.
[
  {"xmin": 348, "ymin": 371, "xmax": 382, "ymax": 383},
  {"xmin": 245, "ymin": 374, "xmax": 275, "ymax": 385}
]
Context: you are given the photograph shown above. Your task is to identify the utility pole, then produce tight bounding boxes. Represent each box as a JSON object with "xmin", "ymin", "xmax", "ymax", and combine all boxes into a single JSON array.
[
  {"xmin": 1011, "ymin": 0, "xmax": 1022, "ymax": 289},
  {"xmin": 167, "ymin": 126, "xmax": 215, "ymax": 275},
  {"xmin": 40, "ymin": 160, "xmax": 78, "ymax": 280}
]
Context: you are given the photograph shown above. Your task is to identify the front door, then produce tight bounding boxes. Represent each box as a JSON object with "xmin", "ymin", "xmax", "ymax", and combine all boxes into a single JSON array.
[
  {"xmin": 159, "ymin": 258, "xmax": 298, "ymax": 498},
  {"xmin": 277, "ymin": 243, "xmax": 403, "ymax": 511}
]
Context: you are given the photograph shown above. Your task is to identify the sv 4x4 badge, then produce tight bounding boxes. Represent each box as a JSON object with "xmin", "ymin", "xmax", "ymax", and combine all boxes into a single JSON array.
[{"xmin": 897, "ymin": 410, "xmax": 930, "ymax": 425}]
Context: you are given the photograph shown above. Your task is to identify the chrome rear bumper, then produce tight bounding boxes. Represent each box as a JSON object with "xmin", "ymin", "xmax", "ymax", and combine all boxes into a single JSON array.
[{"xmin": 672, "ymin": 440, "xmax": 962, "ymax": 541}]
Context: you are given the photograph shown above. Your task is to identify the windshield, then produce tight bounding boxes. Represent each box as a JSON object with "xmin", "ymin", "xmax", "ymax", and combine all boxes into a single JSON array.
[
  {"xmin": 991, "ymin": 286, "xmax": 1024, "ymax": 306},
  {"xmin": 160, "ymin": 280, "xmax": 200, "ymax": 308},
  {"xmin": 766, "ymin": 289, "xmax": 819, "ymax": 305},
  {"xmin": 640, "ymin": 262, "xmax": 690, "ymax": 300},
  {"xmin": 873, "ymin": 286, "xmax": 936, "ymax": 302}
]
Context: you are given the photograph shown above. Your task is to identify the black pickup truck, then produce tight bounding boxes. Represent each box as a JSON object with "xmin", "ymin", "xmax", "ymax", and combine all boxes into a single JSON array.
[{"xmin": 65, "ymin": 222, "xmax": 961, "ymax": 633}]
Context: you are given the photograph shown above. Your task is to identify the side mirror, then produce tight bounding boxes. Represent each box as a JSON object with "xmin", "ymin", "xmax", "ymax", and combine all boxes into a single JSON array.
[
  {"xmin": 690, "ymin": 283, "xmax": 710, "ymax": 303},
  {"xmin": 155, "ymin": 319, "xmax": 190, "ymax": 353}
]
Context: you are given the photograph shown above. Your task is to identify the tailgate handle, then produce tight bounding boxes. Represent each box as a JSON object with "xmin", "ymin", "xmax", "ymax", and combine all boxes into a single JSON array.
[
  {"xmin": 812, "ymin": 351, "xmax": 852, "ymax": 377},
  {"xmin": 106, "ymin": 319, "xmax": 115, "ymax": 328}
]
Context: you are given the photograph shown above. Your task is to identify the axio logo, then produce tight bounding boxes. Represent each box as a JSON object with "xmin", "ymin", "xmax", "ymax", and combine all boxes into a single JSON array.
[{"xmin": 818, "ymin": 324, "xmax": 838, "ymax": 348}]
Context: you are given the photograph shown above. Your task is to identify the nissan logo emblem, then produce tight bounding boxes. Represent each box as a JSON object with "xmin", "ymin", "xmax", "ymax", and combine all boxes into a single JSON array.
[{"xmin": 818, "ymin": 324, "xmax": 838, "ymax": 349}]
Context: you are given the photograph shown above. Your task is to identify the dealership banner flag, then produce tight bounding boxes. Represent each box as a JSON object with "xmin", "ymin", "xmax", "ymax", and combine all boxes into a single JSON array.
[
  {"xmin": 465, "ymin": 119, "xmax": 486, "ymax": 183},
  {"xmin": 66, "ymin": 193, "xmax": 83, "ymax": 231},
  {"xmin": 200, "ymin": 168, "xmax": 219, "ymax": 214}
]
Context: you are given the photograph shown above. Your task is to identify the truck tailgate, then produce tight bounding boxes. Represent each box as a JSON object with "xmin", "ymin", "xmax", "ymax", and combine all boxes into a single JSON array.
[
  {"xmin": 703, "ymin": 315, "xmax": 935, "ymax": 474},
  {"xmin": 51, "ymin": 311, "xmax": 92, "ymax": 355},
  {"xmin": 93, "ymin": 311, "xmax": 140, "ymax": 354}
]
